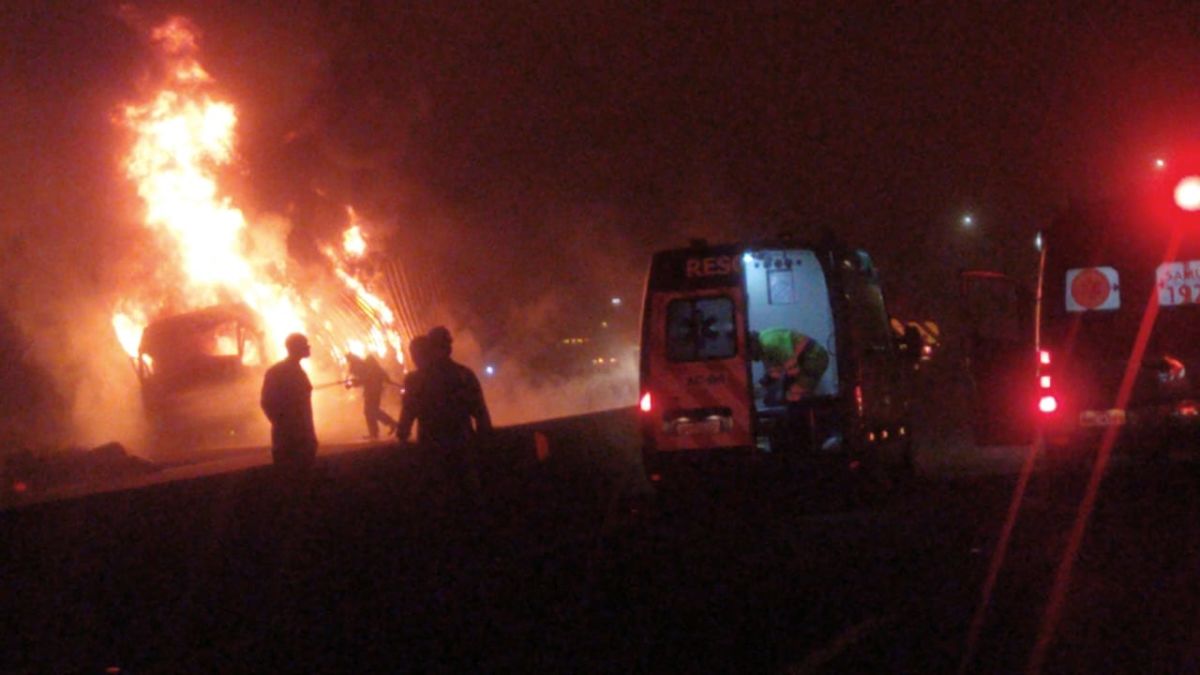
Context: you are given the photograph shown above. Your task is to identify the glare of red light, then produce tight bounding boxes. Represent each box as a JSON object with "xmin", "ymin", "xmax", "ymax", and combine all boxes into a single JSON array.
[
  {"xmin": 1039, "ymin": 350, "xmax": 1051, "ymax": 366},
  {"xmin": 639, "ymin": 392, "xmax": 652, "ymax": 413},
  {"xmin": 1039, "ymin": 375, "xmax": 1052, "ymax": 389},
  {"xmin": 1038, "ymin": 395, "xmax": 1058, "ymax": 414},
  {"xmin": 1175, "ymin": 176, "xmax": 1200, "ymax": 211}
]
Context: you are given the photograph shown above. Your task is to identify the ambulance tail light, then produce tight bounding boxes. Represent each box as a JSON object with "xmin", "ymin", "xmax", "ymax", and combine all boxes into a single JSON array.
[{"xmin": 639, "ymin": 391, "xmax": 653, "ymax": 413}]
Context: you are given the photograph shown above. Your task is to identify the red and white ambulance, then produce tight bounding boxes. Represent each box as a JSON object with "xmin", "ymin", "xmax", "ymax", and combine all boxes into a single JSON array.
[{"xmin": 637, "ymin": 237, "xmax": 920, "ymax": 478}]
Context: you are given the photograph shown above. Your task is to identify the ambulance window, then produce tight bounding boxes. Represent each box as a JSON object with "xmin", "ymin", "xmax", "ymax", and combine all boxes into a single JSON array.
[
  {"xmin": 666, "ymin": 297, "xmax": 737, "ymax": 361},
  {"xmin": 768, "ymin": 270, "xmax": 797, "ymax": 304}
]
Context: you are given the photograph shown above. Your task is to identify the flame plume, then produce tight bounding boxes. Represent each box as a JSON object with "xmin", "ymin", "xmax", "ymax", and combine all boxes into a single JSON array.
[{"xmin": 111, "ymin": 18, "xmax": 402, "ymax": 376}]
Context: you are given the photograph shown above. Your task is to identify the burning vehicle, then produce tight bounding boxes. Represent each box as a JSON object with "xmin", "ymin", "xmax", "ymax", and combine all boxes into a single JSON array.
[
  {"xmin": 132, "ymin": 303, "xmax": 267, "ymax": 448},
  {"xmin": 107, "ymin": 18, "xmax": 412, "ymax": 450}
]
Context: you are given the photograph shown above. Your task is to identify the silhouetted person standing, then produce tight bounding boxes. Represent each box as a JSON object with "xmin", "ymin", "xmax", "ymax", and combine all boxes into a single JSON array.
[
  {"xmin": 261, "ymin": 333, "xmax": 318, "ymax": 469},
  {"xmin": 346, "ymin": 352, "xmax": 397, "ymax": 440},
  {"xmin": 396, "ymin": 335, "xmax": 432, "ymax": 444},
  {"xmin": 397, "ymin": 327, "xmax": 492, "ymax": 508}
]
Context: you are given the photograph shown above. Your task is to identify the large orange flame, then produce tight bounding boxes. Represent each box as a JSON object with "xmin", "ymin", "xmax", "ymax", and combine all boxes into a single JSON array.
[
  {"xmin": 112, "ymin": 18, "xmax": 402, "ymax": 374},
  {"xmin": 324, "ymin": 207, "xmax": 404, "ymax": 363}
]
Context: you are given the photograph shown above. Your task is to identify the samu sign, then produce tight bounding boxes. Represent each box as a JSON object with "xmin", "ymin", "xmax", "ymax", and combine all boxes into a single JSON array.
[{"xmin": 1156, "ymin": 261, "xmax": 1200, "ymax": 307}]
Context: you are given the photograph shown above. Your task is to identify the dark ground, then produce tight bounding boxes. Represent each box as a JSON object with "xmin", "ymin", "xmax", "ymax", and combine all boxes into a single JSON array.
[{"xmin": 5, "ymin": 410, "xmax": 1200, "ymax": 674}]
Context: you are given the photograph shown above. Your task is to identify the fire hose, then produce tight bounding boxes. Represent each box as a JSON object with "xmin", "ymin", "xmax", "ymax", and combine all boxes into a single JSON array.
[{"xmin": 312, "ymin": 379, "xmax": 405, "ymax": 391}]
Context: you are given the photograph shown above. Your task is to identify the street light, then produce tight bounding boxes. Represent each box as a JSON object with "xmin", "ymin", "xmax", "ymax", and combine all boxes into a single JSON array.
[{"xmin": 961, "ymin": 214, "xmax": 974, "ymax": 228}]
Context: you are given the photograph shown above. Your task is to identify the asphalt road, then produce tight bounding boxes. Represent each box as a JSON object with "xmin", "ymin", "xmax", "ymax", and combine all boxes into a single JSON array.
[{"xmin": 5, "ymin": 413, "xmax": 1200, "ymax": 673}]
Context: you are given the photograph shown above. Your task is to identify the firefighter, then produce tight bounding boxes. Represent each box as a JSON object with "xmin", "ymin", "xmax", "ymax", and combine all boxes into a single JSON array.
[
  {"xmin": 396, "ymin": 327, "xmax": 492, "ymax": 509},
  {"xmin": 260, "ymin": 333, "xmax": 318, "ymax": 469},
  {"xmin": 754, "ymin": 328, "xmax": 831, "ymax": 405},
  {"xmin": 345, "ymin": 352, "xmax": 398, "ymax": 440}
]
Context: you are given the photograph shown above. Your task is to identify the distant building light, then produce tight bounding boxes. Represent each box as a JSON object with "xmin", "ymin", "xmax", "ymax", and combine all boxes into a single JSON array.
[
  {"xmin": 484, "ymin": 365, "xmax": 495, "ymax": 376},
  {"xmin": 961, "ymin": 214, "xmax": 974, "ymax": 228},
  {"xmin": 611, "ymin": 297, "xmax": 622, "ymax": 306}
]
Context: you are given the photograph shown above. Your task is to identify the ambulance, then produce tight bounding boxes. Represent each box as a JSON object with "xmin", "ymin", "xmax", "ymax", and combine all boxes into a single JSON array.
[{"xmin": 637, "ymin": 237, "xmax": 921, "ymax": 477}]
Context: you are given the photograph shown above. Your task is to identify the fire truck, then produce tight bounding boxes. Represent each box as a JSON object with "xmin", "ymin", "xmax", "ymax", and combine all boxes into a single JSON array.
[
  {"xmin": 133, "ymin": 303, "xmax": 268, "ymax": 449},
  {"xmin": 963, "ymin": 164, "xmax": 1200, "ymax": 458},
  {"xmin": 637, "ymin": 236, "xmax": 922, "ymax": 479}
]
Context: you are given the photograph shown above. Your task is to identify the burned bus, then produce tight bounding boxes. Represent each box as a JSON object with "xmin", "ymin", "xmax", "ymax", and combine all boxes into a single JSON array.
[
  {"xmin": 964, "ymin": 182, "xmax": 1200, "ymax": 459},
  {"xmin": 133, "ymin": 303, "xmax": 268, "ymax": 449},
  {"xmin": 638, "ymin": 237, "xmax": 921, "ymax": 479}
]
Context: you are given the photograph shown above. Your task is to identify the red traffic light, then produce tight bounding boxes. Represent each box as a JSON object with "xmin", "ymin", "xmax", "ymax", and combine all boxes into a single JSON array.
[{"xmin": 1175, "ymin": 176, "xmax": 1200, "ymax": 212}]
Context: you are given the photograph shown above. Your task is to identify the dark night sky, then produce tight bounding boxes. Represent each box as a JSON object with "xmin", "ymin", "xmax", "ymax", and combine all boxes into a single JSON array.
[{"xmin": 5, "ymin": 1, "xmax": 1200, "ymax": 351}]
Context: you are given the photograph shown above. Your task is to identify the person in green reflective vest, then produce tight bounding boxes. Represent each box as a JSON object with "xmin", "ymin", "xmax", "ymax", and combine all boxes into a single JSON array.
[{"xmin": 755, "ymin": 328, "xmax": 830, "ymax": 405}]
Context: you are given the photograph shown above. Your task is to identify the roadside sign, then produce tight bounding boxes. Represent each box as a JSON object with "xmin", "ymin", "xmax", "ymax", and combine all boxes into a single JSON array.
[
  {"xmin": 1156, "ymin": 260, "xmax": 1200, "ymax": 306},
  {"xmin": 1065, "ymin": 267, "xmax": 1120, "ymax": 312}
]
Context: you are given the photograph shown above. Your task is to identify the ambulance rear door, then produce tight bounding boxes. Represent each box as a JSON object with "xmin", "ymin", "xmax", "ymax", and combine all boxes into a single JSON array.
[{"xmin": 640, "ymin": 248, "xmax": 755, "ymax": 452}]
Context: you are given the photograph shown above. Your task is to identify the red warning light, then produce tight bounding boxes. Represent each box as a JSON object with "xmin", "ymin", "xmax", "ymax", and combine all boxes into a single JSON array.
[
  {"xmin": 1039, "ymin": 350, "xmax": 1051, "ymax": 366},
  {"xmin": 639, "ymin": 391, "xmax": 652, "ymax": 413},
  {"xmin": 1175, "ymin": 176, "xmax": 1200, "ymax": 211},
  {"xmin": 1038, "ymin": 395, "xmax": 1059, "ymax": 414}
]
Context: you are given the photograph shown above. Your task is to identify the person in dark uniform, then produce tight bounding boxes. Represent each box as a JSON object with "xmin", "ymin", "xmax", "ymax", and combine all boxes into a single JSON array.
[
  {"xmin": 260, "ymin": 333, "xmax": 318, "ymax": 469},
  {"xmin": 345, "ymin": 352, "xmax": 397, "ymax": 440},
  {"xmin": 397, "ymin": 327, "xmax": 492, "ymax": 508},
  {"xmin": 395, "ymin": 335, "xmax": 429, "ymax": 442}
]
